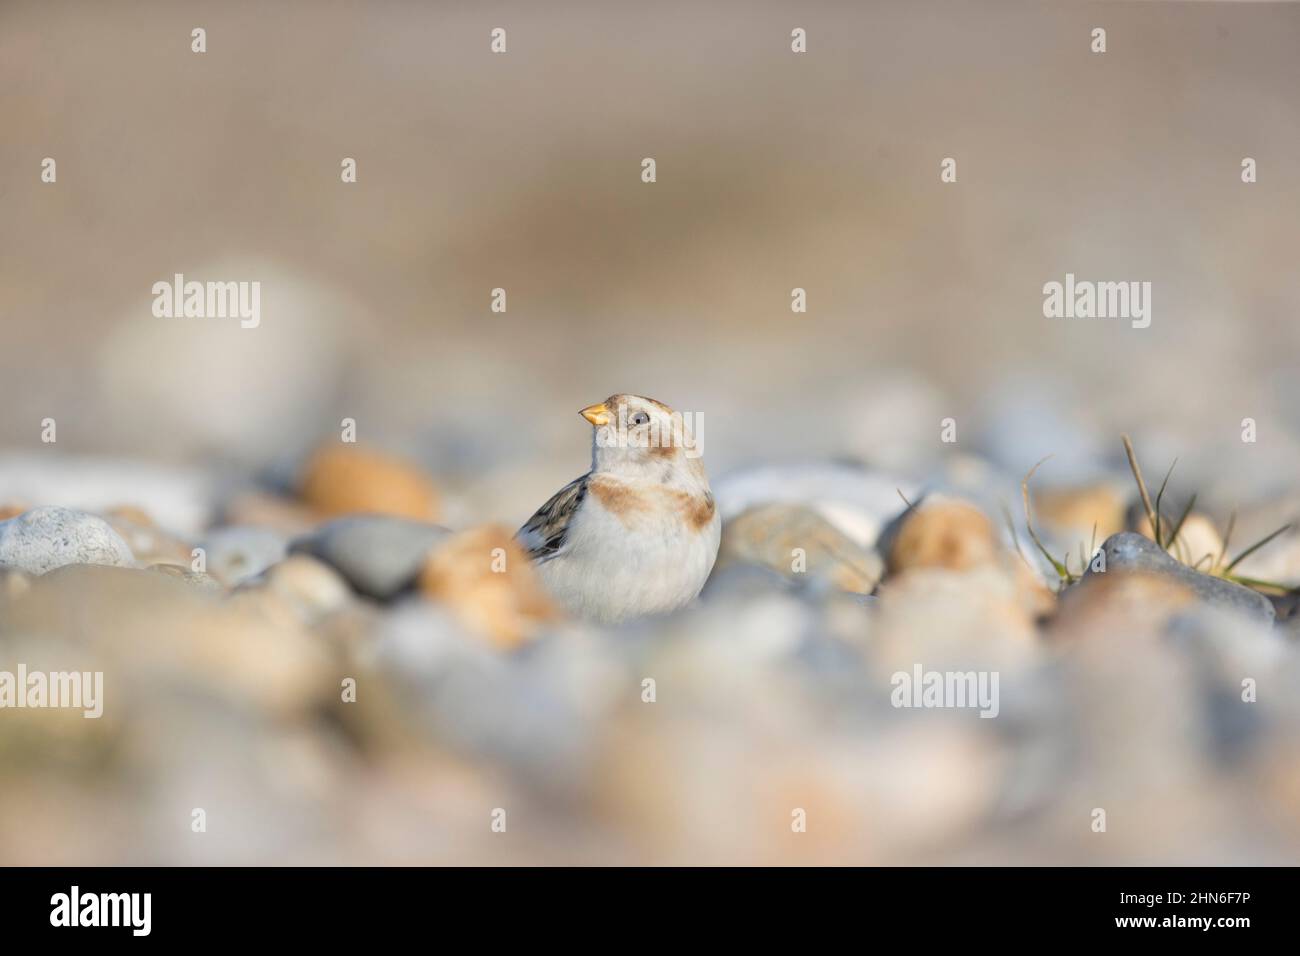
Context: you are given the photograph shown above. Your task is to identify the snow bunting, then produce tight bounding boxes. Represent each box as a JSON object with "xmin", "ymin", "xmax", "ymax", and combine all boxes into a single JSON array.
[{"xmin": 516, "ymin": 394, "xmax": 721, "ymax": 624}]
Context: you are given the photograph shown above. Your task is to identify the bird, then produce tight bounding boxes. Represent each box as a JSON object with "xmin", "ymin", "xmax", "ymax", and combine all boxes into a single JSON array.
[{"xmin": 516, "ymin": 394, "xmax": 721, "ymax": 624}]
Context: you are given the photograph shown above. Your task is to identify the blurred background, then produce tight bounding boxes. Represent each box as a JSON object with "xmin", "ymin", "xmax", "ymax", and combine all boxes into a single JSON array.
[
  {"xmin": 2, "ymin": 0, "xmax": 1300, "ymax": 865},
  {"xmin": 3, "ymin": 0, "xmax": 1299, "ymax": 517}
]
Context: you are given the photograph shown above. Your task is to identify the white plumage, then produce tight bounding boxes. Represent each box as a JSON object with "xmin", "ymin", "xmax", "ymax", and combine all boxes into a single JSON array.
[{"xmin": 517, "ymin": 394, "xmax": 721, "ymax": 624}]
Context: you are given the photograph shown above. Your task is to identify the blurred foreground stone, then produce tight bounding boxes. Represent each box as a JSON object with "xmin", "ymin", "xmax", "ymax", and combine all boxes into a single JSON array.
[
  {"xmin": 419, "ymin": 525, "xmax": 559, "ymax": 649},
  {"xmin": 0, "ymin": 476, "xmax": 1298, "ymax": 865}
]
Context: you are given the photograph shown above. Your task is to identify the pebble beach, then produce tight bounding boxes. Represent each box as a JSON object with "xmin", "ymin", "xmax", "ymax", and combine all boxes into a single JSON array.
[{"xmin": 3, "ymin": 1, "xmax": 1300, "ymax": 867}]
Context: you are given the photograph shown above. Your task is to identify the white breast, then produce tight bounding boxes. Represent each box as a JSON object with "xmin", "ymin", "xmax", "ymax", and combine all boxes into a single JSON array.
[{"xmin": 536, "ymin": 487, "xmax": 721, "ymax": 625}]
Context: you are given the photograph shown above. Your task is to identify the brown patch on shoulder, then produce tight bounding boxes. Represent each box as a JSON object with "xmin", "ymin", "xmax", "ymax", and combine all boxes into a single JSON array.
[
  {"xmin": 675, "ymin": 490, "xmax": 716, "ymax": 532},
  {"xmin": 589, "ymin": 476, "xmax": 650, "ymax": 527},
  {"xmin": 591, "ymin": 478, "xmax": 715, "ymax": 532}
]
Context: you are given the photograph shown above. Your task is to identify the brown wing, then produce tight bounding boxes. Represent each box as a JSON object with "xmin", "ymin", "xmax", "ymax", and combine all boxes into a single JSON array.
[{"xmin": 516, "ymin": 474, "xmax": 589, "ymax": 561}]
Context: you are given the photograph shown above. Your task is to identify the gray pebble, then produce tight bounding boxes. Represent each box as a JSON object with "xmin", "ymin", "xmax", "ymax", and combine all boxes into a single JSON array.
[
  {"xmin": 1087, "ymin": 532, "xmax": 1275, "ymax": 626},
  {"xmin": 290, "ymin": 515, "xmax": 450, "ymax": 599},
  {"xmin": 200, "ymin": 526, "xmax": 288, "ymax": 586},
  {"xmin": 0, "ymin": 506, "xmax": 136, "ymax": 575}
]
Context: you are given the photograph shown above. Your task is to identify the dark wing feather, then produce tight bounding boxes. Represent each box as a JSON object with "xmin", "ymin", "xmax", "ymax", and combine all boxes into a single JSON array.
[{"xmin": 516, "ymin": 474, "xmax": 589, "ymax": 561}]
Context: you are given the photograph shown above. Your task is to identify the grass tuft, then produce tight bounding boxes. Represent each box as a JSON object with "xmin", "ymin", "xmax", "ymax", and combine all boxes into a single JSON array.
[
  {"xmin": 1118, "ymin": 435, "xmax": 1294, "ymax": 594},
  {"xmin": 1021, "ymin": 456, "xmax": 1076, "ymax": 587}
]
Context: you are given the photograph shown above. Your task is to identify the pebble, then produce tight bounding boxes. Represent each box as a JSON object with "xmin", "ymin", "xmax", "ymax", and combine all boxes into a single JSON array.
[
  {"xmin": 290, "ymin": 514, "xmax": 451, "ymax": 599},
  {"xmin": 1081, "ymin": 532, "xmax": 1274, "ymax": 626},
  {"xmin": 700, "ymin": 561, "xmax": 799, "ymax": 600},
  {"xmin": 0, "ymin": 506, "xmax": 136, "ymax": 575},
  {"xmin": 1052, "ymin": 569, "xmax": 1198, "ymax": 640},
  {"xmin": 717, "ymin": 502, "xmax": 882, "ymax": 594},
  {"xmin": 419, "ymin": 525, "xmax": 559, "ymax": 649},
  {"xmin": 4, "ymin": 563, "xmax": 330, "ymax": 717},
  {"xmin": 874, "ymin": 564, "xmax": 1040, "ymax": 666},
  {"xmin": 371, "ymin": 602, "xmax": 600, "ymax": 791},
  {"xmin": 883, "ymin": 497, "xmax": 998, "ymax": 575},
  {"xmin": 298, "ymin": 445, "xmax": 440, "ymax": 521},
  {"xmin": 200, "ymin": 526, "xmax": 289, "ymax": 586},
  {"xmin": 712, "ymin": 461, "xmax": 916, "ymax": 549},
  {"xmin": 261, "ymin": 554, "xmax": 353, "ymax": 621}
]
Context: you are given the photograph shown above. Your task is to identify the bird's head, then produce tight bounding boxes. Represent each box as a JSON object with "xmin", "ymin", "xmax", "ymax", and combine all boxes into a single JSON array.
[{"xmin": 580, "ymin": 394, "xmax": 705, "ymax": 484}]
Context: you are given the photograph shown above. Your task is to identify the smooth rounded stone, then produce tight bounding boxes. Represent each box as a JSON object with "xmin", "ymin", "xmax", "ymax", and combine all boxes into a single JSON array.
[
  {"xmin": 261, "ymin": 554, "xmax": 352, "ymax": 621},
  {"xmin": 593, "ymin": 683, "xmax": 999, "ymax": 864},
  {"xmin": 0, "ymin": 506, "xmax": 136, "ymax": 575},
  {"xmin": 1163, "ymin": 609, "xmax": 1277, "ymax": 762},
  {"xmin": 1084, "ymin": 532, "xmax": 1274, "ymax": 626},
  {"xmin": 0, "ymin": 626, "xmax": 119, "ymax": 772},
  {"xmin": 4, "ymin": 563, "xmax": 330, "ymax": 718},
  {"xmin": 712, "ymin": 461, "xmax": 917, "ymax": 549},
  {"xmin": 419, "ymin": 525, "xmax": 559, "ymax": 649},
  {"xmin": 298, "ymin": 444, "xmax": 440, "ymax": 521},
  {"xmin": 148, "ymin": 563, "xmax": 223, "ymax": 592},
  {"xmin": 717, "ymin": 502, "xmax": 882, "ymax": 594},
  {"xmin": 880, "ymin": 495, "xmax": 1057, "ymax": 618},
  {"xmin": 882, "ymin": 496, "xmax": 998, "ymax": 575},
  {"xmin": 223, "ymin": 584, "xmax": 306, "ymax": 634},
  {"xmin": 648, "ymin": 588, "xmax": 817, "ymax": 686},
  {"xmin": 700, "ymin": 561, "xmax": 799, "ymax": 600},
  {"xmin": 1050, "ymin": 618, "xmax": 1222, "ymax": 861},
  {"xmin": 371, "ymin": 602, "xmax": 600, "ymax": 787},
  {"xmin": 1052, "ymin": 570, "xmax": 1198, "ymax": 640},
  {"xmin": 873, "ymin": 565, "xmax": 1040, "ymax": 669},
  {"xmin": 291, "ymin": 515, "xmax": 451, "ymax": 600},
  {"xmin": 200, "ymin": 526, "xmax": 288, "ymax": 586}
]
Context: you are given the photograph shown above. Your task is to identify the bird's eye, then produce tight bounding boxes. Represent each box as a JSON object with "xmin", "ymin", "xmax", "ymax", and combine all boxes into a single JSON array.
[{"xmin": 629, "ymin": 411, "xmax": 650, "ymax": 426}]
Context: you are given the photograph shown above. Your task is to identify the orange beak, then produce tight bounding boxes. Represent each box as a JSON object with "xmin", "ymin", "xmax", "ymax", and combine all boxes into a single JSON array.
[{"xmin": 580, "ymin": 402, "xmax": 612, "ymax": 427}]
